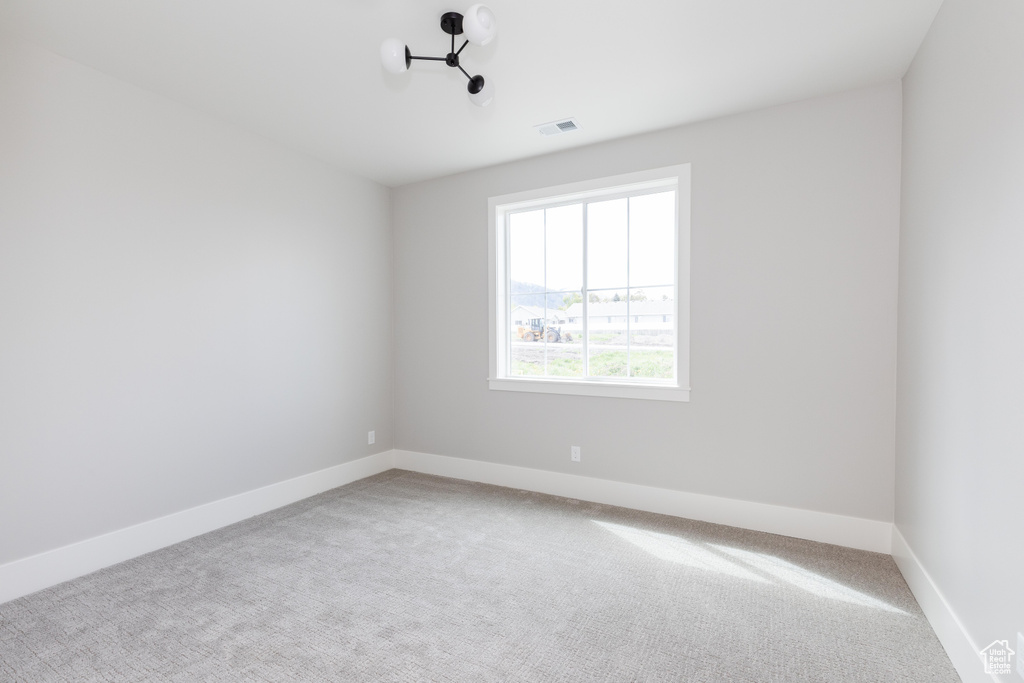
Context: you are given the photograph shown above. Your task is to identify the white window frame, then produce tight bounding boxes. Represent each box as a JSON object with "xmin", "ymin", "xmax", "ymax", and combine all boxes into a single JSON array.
[{"xmin": 488, "ymin": 164, "xmax": 691, "ymax": 402}]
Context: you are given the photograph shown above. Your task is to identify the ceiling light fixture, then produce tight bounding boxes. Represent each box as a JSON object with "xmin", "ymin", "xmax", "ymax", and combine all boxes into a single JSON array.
[{"xmin": 380, "ymin": 4, "xmax": 497, "ymax": 107}]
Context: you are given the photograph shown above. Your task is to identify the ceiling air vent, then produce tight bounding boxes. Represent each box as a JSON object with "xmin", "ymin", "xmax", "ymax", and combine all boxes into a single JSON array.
[{"xmin": 534, "ymin": 118, "xmax": 582, "ymax": 137}]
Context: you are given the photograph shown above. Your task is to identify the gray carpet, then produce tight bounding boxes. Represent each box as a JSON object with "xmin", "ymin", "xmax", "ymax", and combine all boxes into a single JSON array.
[{"xmin": 0, "ymin": 470, "xmax": 959, "ymax": 682}]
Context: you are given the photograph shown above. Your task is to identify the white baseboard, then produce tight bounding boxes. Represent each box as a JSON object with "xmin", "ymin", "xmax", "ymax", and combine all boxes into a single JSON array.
[
  {"xmin": 3, "ymin": 447, "xmax": 980, "ymax": 683},
  {"xmin": 0, "ymin": 450, "xmax": 396, "ymax": 605},
  {"xmin": 393, "ymin": 449, "xmax": 893, "ymax": 554},
  {"xmin": 891, "ymin": 526, "xmax": 993, "ymax": 683},
  {"xmin": 8, "ymin": 445, "xmax": 980, "ymax": 683}
]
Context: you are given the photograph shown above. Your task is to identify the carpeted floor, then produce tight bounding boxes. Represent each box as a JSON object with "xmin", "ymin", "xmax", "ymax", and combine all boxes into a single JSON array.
[{"xmin": 0, "ymin": 470, "xmax": 959, "ymax": 682}]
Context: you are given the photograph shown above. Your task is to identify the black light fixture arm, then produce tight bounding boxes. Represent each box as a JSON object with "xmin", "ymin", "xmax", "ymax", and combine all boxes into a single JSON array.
[
  {"xmin": 383, "ymin": 8, "xmax": 494, "ymax": 105},
  {"xmin": 404, "ymin": 13, "xmax": 483, "ymax": 87},
  {"xmin": 408, "ymin": 52, "xmax": 477, "ymax": 85}
]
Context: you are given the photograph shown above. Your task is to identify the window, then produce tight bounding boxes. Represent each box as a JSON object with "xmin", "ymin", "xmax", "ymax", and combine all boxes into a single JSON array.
[{"xmin": 488, "ymin": 164, "xmax": 690, "ymax": 401}]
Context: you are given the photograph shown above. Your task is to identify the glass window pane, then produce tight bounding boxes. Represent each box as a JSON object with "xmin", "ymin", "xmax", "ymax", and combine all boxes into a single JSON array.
[
  {"xmin": 587, "ymin": 289, "xmax": 628, "ymax": 378},
  {"xmin": 553, "ymin": 291, "xmax": 583, "ymax": 336},
  {"xmin": 545, "ymin": 204, "xmax": 583, "ymax": 292},
  {"xmin": 510, "ymin": 294, "xmax": 544, "ymax": 376},
  {"xmin": 543, "ymin": 310, "xmax": 582, "ymax": 378},
  {"xmin": 550, "ymin": 291, "xmax": 584, "ymax": 377},
  {"xmin": 510, "ymin": 210, "xmax": 545, "ymax": 289},
  {"xmin": 587, "ymin": 198, "xmax": 627, "ymax": 290},
  {"xmin": 629, "ymin": 191, "xmax": 675, "ymax": 288},
  {"xmin": 628, "ymin": 286, "xmax": 675, "ymax": 380}
]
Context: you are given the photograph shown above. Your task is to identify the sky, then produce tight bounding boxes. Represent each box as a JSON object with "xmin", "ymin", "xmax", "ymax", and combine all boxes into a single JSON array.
[{"xmin": 509, "ymin": 191, "xmax": 676, "ymax": 296}]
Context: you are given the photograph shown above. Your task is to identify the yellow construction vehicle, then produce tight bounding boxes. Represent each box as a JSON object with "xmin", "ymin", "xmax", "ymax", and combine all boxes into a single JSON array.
[{"xmin": 518, "ymin": 323, "xmax": 572, "ymax": 343}]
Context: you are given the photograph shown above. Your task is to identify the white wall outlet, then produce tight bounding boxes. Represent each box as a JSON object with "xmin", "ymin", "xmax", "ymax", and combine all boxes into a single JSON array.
[
  {"xmin": 1016, "ymin": 632, "xmax": 1023, "ymax": 678},
  {"xmin": 570, "ymin": 446, "xmax": 581, "ymax": 462},
  {"xmin": 368, "ymin": 430, "xmax": 375, "ymax": 445}
]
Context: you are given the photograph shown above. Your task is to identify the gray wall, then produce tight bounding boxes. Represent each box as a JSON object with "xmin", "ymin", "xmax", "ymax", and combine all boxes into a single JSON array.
[
  {"xmin": 393, "ymin": 83, "xmax": 902, "ymax": 522},
  {"xmin": 0, "ymin": 41, "xmax": 393, "ymax": 565},
  {"xmin": 897, "ymin": 0, "xmax": 1024, "ymax": 650}
]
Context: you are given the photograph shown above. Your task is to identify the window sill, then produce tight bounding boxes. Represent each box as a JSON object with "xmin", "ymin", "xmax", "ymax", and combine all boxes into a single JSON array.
[{"xmin": 488, "ymin": 377, "xmax": 690, "ymax": 402}]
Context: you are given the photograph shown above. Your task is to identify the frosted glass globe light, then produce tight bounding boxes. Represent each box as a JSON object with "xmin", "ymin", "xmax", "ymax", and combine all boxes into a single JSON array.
[
  {"xmin": 463, "ymin": 4, "xmax": 497, "ymax": 46},
  {"xmin": 468, "ymin": 76, "xmax": 494, "ymax": 107},
  {"xmin": 380, "ymin": 38, "xmax": 408, "ymax": 74}
]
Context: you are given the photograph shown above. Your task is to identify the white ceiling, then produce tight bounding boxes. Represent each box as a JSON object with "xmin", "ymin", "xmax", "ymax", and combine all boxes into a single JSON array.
[{"xmin": 0, "ymin": 0, "xmax": 943, "ymax": 187}]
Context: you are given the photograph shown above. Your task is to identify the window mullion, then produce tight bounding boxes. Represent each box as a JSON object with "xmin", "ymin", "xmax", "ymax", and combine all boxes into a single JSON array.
[
  {"xmin": 625, "ymin": 198, "xmax": 631, "ymax": 378},
  {"xmin": 542, "ymin": 208, "xmax": 548, "ymax": 375},
  {"xmin": 505, "ymin": 213, "xmax": 512, "ymax": 376},
  {"xmin": 582, "ymin": 200, "xmax": 589, "ymax": 378}
]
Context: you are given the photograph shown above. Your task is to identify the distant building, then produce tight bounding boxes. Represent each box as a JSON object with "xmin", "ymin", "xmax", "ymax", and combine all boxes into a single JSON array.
[
  {"xmin": 564, "ymin": 300, "xmax": 673, "ymax": 328},
  {"xmin": 510, "ymin": 305, "xmax": 567, "ymax": 328}
]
